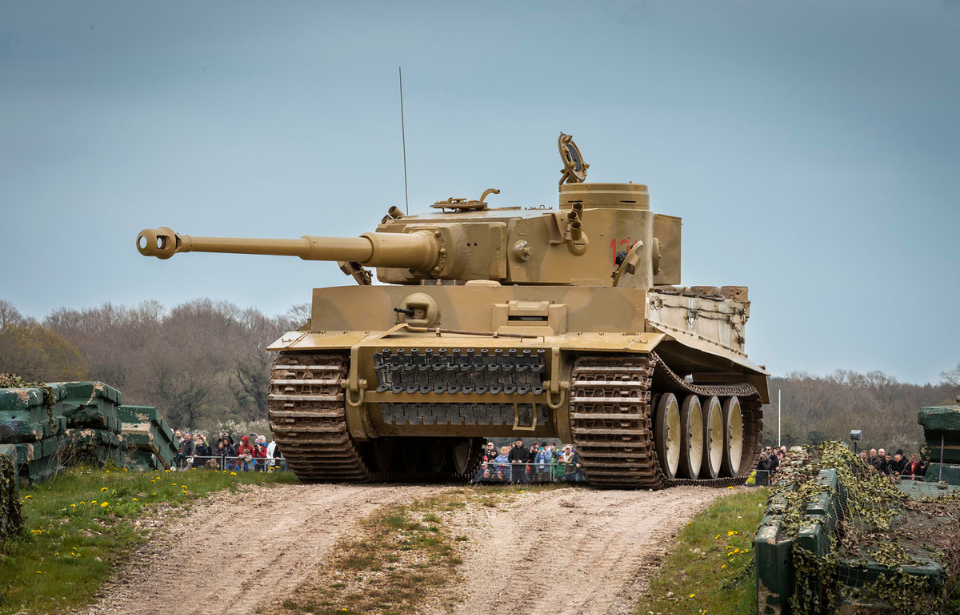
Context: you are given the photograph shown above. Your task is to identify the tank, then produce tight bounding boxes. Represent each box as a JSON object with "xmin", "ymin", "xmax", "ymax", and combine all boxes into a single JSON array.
[{"xmin": 136, "ymin": 134, "xmax": 769, "ymax": 488}]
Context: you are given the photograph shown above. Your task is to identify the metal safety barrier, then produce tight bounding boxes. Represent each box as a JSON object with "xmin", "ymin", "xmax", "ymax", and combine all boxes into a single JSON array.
[
  {"xmin": 471, "ymin": 461, "xmax": 584, "ymax": 484},
  {"xmin": 173, "ymin": 454, "xmax": 290, "ymax": 472}
]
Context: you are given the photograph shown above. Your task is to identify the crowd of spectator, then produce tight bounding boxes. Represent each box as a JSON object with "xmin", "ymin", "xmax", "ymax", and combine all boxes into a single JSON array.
[
  {"xmin": 756, "ymin": 445, "xmax": 787, "ymax": 474},
  {"xmin": 858, "ymin": 447, "xmax": 927, "ymax": 480},
  {"xmin": 172, "ymin": 430, "xmax": 285, "ymax": 472},
  {"xmin": 474, "ymin": 438, "xmax": 583, "ymax": 483}
]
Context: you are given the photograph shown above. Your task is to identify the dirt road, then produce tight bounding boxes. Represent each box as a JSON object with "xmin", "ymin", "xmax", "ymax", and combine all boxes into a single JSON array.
[
  {"xmin": 86, "ymin": 483, "xmax": 443, "ymax": 615},
  {"xmin": 436, "ymin": 486, "xmax": 726, "ymax": 615},
  {"xmin": 89, "ymin": 483, "xmax": 728, "ymax": 615}
]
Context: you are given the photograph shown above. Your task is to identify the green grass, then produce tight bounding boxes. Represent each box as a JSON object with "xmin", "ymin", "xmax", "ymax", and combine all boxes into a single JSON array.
[
  {"xmin": 637, "ymin": 488, "xmax": 769, "ymax": 615},
  {"xmin": 0, "ymin": 465, "xmax": 298, "ymax": 614}
]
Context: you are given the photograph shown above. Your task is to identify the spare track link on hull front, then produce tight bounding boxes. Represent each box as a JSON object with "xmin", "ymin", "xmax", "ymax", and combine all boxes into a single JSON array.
[
  {"xmin": 268, "ymin": 352, "xmax": 372, "ymax": 483},
  {"xmin": 570, "ymin": 353, "xmax": 763, "ymax": 490}
]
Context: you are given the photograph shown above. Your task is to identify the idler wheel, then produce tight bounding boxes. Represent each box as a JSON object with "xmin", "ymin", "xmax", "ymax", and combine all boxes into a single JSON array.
[
  {"xmin": 701, "ymin": 396, "xmax": 723, "ymax": 480},
  {"xmin": 654, "ymin": 393, "xmax": 681, "ymax": 479},
  {"xmin": 721, "ymin": 396, "xmax": 744, "ymax": 477},
  {"xmin": 678, "ymin": 395, "xmax": 703, "ymax": 480}
]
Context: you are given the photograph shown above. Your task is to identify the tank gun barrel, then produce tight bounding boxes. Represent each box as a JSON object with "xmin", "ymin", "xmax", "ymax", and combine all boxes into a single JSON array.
[{"xmin": 136, "ymin": 226, "xmax": 441, "ymax": 271}]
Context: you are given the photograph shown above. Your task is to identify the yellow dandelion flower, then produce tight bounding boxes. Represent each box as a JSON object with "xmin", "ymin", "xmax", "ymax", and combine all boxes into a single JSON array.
[
  {"xmin": 101, "ymin": 502, "xmax": 109, "ymax": 507},
  {"xmin": 727, "ymin": 486, "xmax": 734, "ymax": 489},
  {"xmin": 734, "ymin": 548, "xmax": 740, "ymax": 554},
  {"xmin": 230, "ymin": 472, "xmax": 237, "ymax": 476},
  {"xmin": 70, "ymin": 504, "xmax": 76, "ymax": 507},
  {"xmin": 721, "ymin": 564, "xmax": 726, "ymax": 569},
  {"xmin": 714, "ymin": 534, "xmax": 720, "ymax": 540},
  {"xmin": 132, "ymin": 498, "xmax": 138, "ymax": 501},
  {"xmin": 105, "ymin": 470, "xmax": 110, "ymax": 473},
  {"xmin": 152, "ymin": 492, "xmax": 157, "ymax": 495},
  {"xmin": 689, "ymin": 593, "xmax": 695, "ymax": 598},
  {"xmin": 101, "ymin": 487, "xmax": 108, "ymax": 492},
  {"xmin": 727, "ymin": 530, "xmax": 737, "ymax": 536},
  {"xmin": 37, "ymin": 571, "xmax": 41, "ymax": 574},
  {"xmin": 25, "ymin": 495, "xmax": 32, "ymax": 499},
  {"xmin": 91, "ymin": 500, "xmax": 97, "ymax": 504}
]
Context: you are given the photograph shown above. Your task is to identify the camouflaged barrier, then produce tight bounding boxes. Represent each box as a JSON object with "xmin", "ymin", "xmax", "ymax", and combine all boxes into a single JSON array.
[
  {"xmin": 0, "ymin": 446, "xmax": 22, "ymax": 541},
  {"xmin": 117, "ymin": 405, "xmax": 178, "ymax": 470},
  {"xmin": 755, "ymin": 442, "xmax": 960, "ymax": 615},
  {"xmin": 0, "ymin": 383, "xmax": 67, "ymax": 484},
  {"xmin": 918, "ymin": 404, "xmax": 960, "ymax": 474},
  {"xmin": 2, "ymin": 379, "xmax": 177, "ymax": 481}
]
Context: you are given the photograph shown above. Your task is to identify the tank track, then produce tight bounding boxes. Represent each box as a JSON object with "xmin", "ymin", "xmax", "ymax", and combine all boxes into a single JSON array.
[
  {"xmin": 268, "ymin": 351, "xmax": 483, "ymax": 483},
  {"xmin": 268, "ymin": 353, "xmax": 372, "ymax": 483},
  {"xmin": 570, "ymin": 352, "xmax": 762, "ymax": 489}
]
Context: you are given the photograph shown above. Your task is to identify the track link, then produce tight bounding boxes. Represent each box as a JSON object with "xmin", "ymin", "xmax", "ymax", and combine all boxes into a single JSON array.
[
  {"xmin": 268, "ymin": 352, "xmax": 371, "ymax": 483},
  {"xmin": 571, "ymin": 352, "xmax": 763, "ymax": 489}
]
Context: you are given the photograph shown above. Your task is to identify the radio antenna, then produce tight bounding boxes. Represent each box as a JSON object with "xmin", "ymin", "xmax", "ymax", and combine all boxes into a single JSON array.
[{"xmin": 399, "ymin": 67, "xmax": 409, "ymax": 215}]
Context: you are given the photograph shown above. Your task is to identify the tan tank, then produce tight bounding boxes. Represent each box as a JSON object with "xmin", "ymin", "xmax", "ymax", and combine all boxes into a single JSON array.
[{"xmin": 136, "ymin": 134, "xmax": 768, "ymax": 488}]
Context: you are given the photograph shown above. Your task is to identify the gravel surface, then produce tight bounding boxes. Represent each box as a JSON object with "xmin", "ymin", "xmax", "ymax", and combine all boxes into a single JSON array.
[
  {"xmin": 85, "ymin": 483, "xmax": 443, "ymax": 615},
  {"xmin": 86, "ymin": 483, "xmax": 728, "ymax": 615},
  {"xmin": 434, "ymin": 485, "xmax": 728, "ymax": 615}
]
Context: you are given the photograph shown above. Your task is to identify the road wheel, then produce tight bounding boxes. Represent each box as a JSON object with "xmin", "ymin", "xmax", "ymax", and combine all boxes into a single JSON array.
[{"xmin": 678, "ymin": 395, "xmax": 703, "ymax": 479}]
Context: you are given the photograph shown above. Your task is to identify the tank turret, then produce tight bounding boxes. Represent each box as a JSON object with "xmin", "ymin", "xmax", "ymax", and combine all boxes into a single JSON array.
[
  {"xmin": 136, "ymin": 134, "xmax": 767, "ymax": 490},
  {"xmin": 139, "ymin": 155, "xmax": 682, "ymax": 289}
]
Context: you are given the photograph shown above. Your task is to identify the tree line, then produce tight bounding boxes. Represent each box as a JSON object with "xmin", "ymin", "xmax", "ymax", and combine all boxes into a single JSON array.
[
  {"xmin": 762, "ymin": 367, "xmax": 959, "ymax": 455},
  {"xmin": 2, "ymin": 298, "xmax": 958, "ymax": 448},
  {"xmin": 0, "ymin": 298, "xmax": 305, "ymax": 430}
]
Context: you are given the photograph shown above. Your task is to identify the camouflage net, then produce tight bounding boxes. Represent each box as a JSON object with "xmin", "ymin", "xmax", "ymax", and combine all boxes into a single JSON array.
[
  {"xmin": 0, "ymin": 451, "xmax": 22, "ymax": 542},
  {"xmin": 771, "ymin": 441, "xmax": 960, "ymax": 614}
]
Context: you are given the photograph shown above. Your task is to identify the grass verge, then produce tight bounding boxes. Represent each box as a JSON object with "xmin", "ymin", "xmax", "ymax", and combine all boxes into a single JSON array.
[
  {"xmin": 272, "ymin": 484, "xmax": 546, "ymax": 615},
  {"xmin": 0, "ymin": 465, "xmax": 297, "ymax": 614},
  {"xmin": 636, "ymin": 487, "xmax": 769, "ymax": 615}
]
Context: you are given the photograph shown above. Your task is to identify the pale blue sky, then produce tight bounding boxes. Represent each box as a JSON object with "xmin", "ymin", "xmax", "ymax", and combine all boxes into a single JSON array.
[{"xmin": 1, "ymin": 1, "xmax": 958, "ymax": 383}]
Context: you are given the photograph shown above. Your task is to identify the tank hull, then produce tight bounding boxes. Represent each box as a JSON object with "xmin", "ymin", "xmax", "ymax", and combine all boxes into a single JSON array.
[{"xmin": 268, "ymin": 284, "xmax": 767, "ymax": 488}]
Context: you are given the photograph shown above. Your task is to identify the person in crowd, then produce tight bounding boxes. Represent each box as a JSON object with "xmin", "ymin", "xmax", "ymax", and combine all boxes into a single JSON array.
[
  {"xmin": 253, "ymin": 440, "xmax": 268, "ymax": 471},
  {"xmin": 193, "ymin": 435, "xmax": 211, "ymax": 469},
  {"xmin": 891, "ymin": 450, "xmax": 907, "ymax": 476},
  {"xmin": 219, "ymin": 431, "xmax": 234, "ymax": 446},
  {"xmin": 902, "ymin": 454, "xmax": 922, "ymax": 480},
  {"xmin": 479, "ymin": 441, "xmax": 498, "ymax": 481},
  {"xmin": 859, "ymin": 451, "xmax": 869, "ymax": 465},
  {"xmin": 236, "ymin": 435, "xmax": 256, "ymax": 472},
  {"xmin": 494, "ymin": 445, "xmax": 512, "ymax": 482},
  {"xmin": 534, "ymin": 443, "xmax": 552, "ymax": 480},
  {"xmin": 916, "ymin": 458, "xmax": 928, "ymax": 479},
  {"xmin": 266, "ymin": 438, "xmax": 277, "ymax": 469},
  {"xmin": 758, "ymin": 445, "xmax": 779, "ymax": 474},
  {"xmin": 868, "ymin": 448, "xmax": 878, "ymax": 466},
  {"xmin": 559, "ymin": 444, "xmax": 581, "ymax": 482},
  {"xmin": 508, "ymin": 438, "xmax": 529, "ymax": 483},
  {"xmin": 179, "ymin": 432, "xmax": 196, "ymax": 470},
  {"xmin": 873, "ymin": 448, "xmax": 887, "ymax": 474},
  {"xmin": 775, "ymin": 449, "xmax": 785, "ymax": 467},
  {"xmin": 882, "ymin": 452, "xmax": 894, "ymax": 475},
  {"xmin": 215, "ymin": 436, "xmax": 236, "ymax": 471}
]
